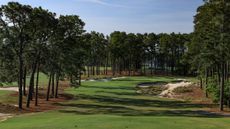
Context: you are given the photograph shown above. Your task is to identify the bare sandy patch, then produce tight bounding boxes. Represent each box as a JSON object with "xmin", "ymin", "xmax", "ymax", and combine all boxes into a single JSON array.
[
  {"xmin": 0, "ymin": 87, "xmax": 18, "ymax": 92},
  {"xmin": 159, "ymin": 81, "xmax": 192, "ymax": 97}
]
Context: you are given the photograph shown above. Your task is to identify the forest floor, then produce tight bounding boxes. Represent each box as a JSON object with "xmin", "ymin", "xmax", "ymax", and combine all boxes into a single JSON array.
[
  {"xmin": 0, "ymin": 81, "xmax": 73, "ymax": 120},
  {"xmin": 0, "ymin": 76, "xmax": 230, "ymax": 129}
]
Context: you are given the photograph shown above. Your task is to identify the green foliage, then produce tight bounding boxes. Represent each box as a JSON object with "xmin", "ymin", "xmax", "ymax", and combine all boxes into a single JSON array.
[
  {"xmin": 207, "ymin": 78, "xmax": 230, "ymax": 103},
  {"xmin": 188, "ymin": 0, "xmax": 230, "ymax": 110},
  {"xmin": 207, "ymin": 78, "xmax": 219, "ymax": 103}
]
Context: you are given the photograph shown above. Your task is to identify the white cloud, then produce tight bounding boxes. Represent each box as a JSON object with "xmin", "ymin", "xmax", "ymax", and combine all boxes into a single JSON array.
[{"xmin": 74, "ymin": 0, "xmax": 130, "ymax": 8}]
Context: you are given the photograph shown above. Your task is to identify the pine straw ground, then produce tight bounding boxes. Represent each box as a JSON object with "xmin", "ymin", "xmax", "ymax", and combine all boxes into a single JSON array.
[{"xmin": 0, "ymin": 81, "xmax": 74, "ymax": 115}]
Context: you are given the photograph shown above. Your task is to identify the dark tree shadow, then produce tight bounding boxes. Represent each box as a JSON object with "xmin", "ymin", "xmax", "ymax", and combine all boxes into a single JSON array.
[
  {"xmin": 58, "ymin": 103, "xmax": 224, "ymax": 118},
  {"xmin": 96, "ymin": 91, "xmax": 138, "ymax": 96},
  {"xmin": 56, "ymin": 94, "xmax": 224, "ymax": 118},
  {"xmin": 58, "ymin": 79, "xmax": 227, "ymax": 118},
  {"xmin": 66, "ymin": 94, "xmax": 215, "ymax": 109},
  {"xmin": 82, "ymin": 85, "xmax": 134, "ymax": 91}
]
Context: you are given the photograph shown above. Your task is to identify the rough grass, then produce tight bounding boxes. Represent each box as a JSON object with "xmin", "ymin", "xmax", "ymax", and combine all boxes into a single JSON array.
[
  {"xmin": 136, "ymin": 86, "xmax": 167, "ymax": 95},
  {"xmin": 0, "ymin": 76, "xmax": 229, "ymax": 129},
  {"xmin": 0, "ymin": 91, "xmax": 17, "ymax": 104}
]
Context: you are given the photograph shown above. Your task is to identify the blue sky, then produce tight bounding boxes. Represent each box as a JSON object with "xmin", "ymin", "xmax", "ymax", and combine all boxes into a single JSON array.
[{"xmin": 0, "ymin": 0, "xmax": 203, "ymax": 35}]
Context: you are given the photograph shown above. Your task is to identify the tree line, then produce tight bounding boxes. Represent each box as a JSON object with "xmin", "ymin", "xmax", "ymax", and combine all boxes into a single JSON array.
[
  {"xmin": 83, "ymin": 31, "xmax": 191, "ymax": 77},
  {"xmin": 0, "ymin": 2, "xmax": 192, "ymax": 109},
  {"xmin": 187, "ymin": 0, "xmax": 230, "ymax": 111}
]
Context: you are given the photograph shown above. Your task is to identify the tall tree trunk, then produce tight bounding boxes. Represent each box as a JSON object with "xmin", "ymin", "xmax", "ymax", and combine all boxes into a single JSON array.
[
  {"xmin": 104, "ymin": 63, "xmax": 106, "ymax": 75},
  {"xmin": 79, "ymin": 70, "xmax": 81, "ymax": 86},
  {"xmin": 144, "ymin": 58, "xmax": 146, "ymax": 76},
  {"xmin": 128, "ymin": 56, "xmax": 131, "ymax": 76},
  {"xmin": 51, "ymin": 73, "xmax": 55, "ymax": 98},
  {"xmin": 26, "ymin": 60, "xmax": 37, "ymax": 108},
  {"xmin": 226, "ymin": 62, "xmax": 229, "ymax": 82},
  {"xmin": 55, "ymin": 73, "xmax": 59, "ymax": 98},
  {"xmin": 70, "ymin": 74, "xmax": 73, "ymax": 84},
  {"xmin": 205, "ymin": 68, "xmax": 208, "ymax": 98},
  {"xmin": 105, "ymin": 55, "xmax": 108, "ymax": 75},
  {"xmin": 23, "ymin": 66, "xmax": 27, "ymax": 96},
  {"xmin": 154, "ymin": 56, "xmax": 157, "ymax": 74},
  {"xmin": 220, "ymin": 62, "xmax": 225, "ymax": 111},
  {"xmin": 151, "ymin": 54, "xmax": 153, "ymax": 75},
  {"xmin": 119, "ymin": 59, "xmax": 122, "ymax": 75},
  {"xmin": 199, "ymin": 77, "xmax": 203, "ymax": 89},
  {"xmin": 87, "ymin": 65, "xmax": 90, "ymax": 77},
  {"xmin": 93, "ymin": 66, "xmax": 95, "ymax": 75},
  {"xmin": 46, "ymin": 73, "xmax": 52, "ymax": 101},
  {"xmin": 90, "ymin": 66, "xmax": 93, "ymax": 76},
  {"xmin": 35, "ymin": 60, "xmax": 40, "ymax": 106},
  {"xmin": 112, "ymin": 59, "xmax": 115, "ymax": 76},
  {"xmin": 18, "ymin": 41, "xmax": 23, "ymax": 109}
]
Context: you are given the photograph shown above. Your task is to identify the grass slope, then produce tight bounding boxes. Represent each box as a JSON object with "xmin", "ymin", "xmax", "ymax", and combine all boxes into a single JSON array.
[
  {"xmin": 0, "ymin": 91, "xmax": 17, "ymax": 104},
  {"xmin": 0, "ymin": 76, "xmax": 230, "ymax": 129}
]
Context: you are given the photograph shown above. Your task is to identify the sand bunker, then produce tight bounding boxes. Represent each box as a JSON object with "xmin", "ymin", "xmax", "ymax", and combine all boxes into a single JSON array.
[{"xmin": 159, "ymin": 81, "xmax": 192, "ymax": 97}]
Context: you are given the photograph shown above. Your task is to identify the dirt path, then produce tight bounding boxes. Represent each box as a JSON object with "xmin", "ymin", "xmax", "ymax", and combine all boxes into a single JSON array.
[
  {"xmin": 159, "ymin": 81, "xmax": 192, "ymax": 97},
  {"xmin": 0, "ymin": 113, "xmax": 13, "ymax": 122},
  {"xmin": 0, "ymin": 87, "xmax": 18, "ymax": 92}
]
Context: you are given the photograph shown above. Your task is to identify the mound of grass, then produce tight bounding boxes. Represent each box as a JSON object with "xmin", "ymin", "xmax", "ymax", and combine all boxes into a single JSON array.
[{"xmin": 136, "ymin": 86, "xmax": 167, "ymax": 95}]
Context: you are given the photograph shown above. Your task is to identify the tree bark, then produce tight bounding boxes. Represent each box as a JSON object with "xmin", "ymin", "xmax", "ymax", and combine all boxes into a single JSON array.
[
  {"xmin": 220, "ymin": 62, "xmax": 225, "ymax": 111},
  {"xmin": 87, "ymin": 65, "xmax": 90, "ymax": 77},
  {"xmin": 55, "ymin": 73, "xmax": 59, "ymax": 98},
  {"xmin": 199, "ymin": 77, "xmax": 203, "ymax": 89},
  {"xmin": 105, "ymin": 55, "xmax": 108, "ymax": 75},
  {"xmin": 143, "ymin": 58, "xmax": 146, "ymax": 76},
  {"xmin": 23, "ymin": 66, "xmax": 27, "ymax": 96},
  {"xmin": 46, "ymin": 73, "xmax": 52, "ymax": 101},
  {"xmin": 51, "ymin": 73, "xmax": 55, "ymax": 98},
  {"xmin": 151, "ymin": 54, "xmax": 153, "ymax": 75},
  {"xmin": 18, "ymin": 40, "xmax": 23, "ymax": 109},
  {"xmin": 79, "ymin": 70, "xmax": 81, "ymax": 86},
  {"xmin": 205, "ymin": 68, "xmax": 208, "ymax": 98},
  {"xmin": 26, "ymin": 60, "xmax": 37, "ymax": 108},
  {"xmin": 35, "ymin": 59, "xmax": 40, "ymax": 106}
]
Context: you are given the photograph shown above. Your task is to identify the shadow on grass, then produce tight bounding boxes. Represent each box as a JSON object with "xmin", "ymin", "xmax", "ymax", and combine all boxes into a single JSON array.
[
  {"xmin": 58, "ymin": 103, "xmax": 222, "ymax": 118},
  {"xmin": 60, "ymin": 78, "xmax": 225, "ymax": 118},
  {"xmin": 76, "ymin": 94, "xmax": 213, "ymax": 109},
  {"xmin": 56, "ymin": 94, "xmax": 222, "ymax": 118},
  {"xmin": 82, "ymin": 85, "xmax": 134, "ymax": 91},
  {"xmin": 96, "ymin": 91, "xmax": 138, "ymax": 96}
]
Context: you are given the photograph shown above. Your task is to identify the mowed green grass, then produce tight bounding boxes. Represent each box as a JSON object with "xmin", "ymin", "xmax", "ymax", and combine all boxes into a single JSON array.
[
  {"xmin": 2, "ymin": 72, "xmax": 49, "ymax": 87},
  {"xmin": 0, "ymin": 76, "xmax": 230, "ymax": 129}
]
